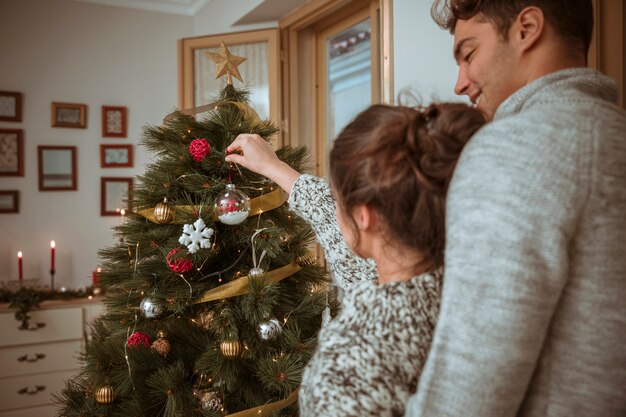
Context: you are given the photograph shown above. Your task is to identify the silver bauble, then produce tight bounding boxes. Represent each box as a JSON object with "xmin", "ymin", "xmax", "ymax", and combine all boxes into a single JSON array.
[
  {"xmin": 140, "ymin": 297, "xmax": 165, "ymax": 319},
  {"xmin": 248, "ymin": 267, "xmax": 264, "ymax": 278},
  {"xmin": 257, "ymin": 318, "xmax": 283, "ymax": 341}
]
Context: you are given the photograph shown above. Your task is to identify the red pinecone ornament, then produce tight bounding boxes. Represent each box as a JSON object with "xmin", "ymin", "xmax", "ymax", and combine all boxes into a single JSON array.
[
  {"xmin": 127, "ymin": 331, "xmax": 150, "ymax": 348},
  {"xmin": 189, "ymin": 138, "xmax": 211, "ymax": 162}
]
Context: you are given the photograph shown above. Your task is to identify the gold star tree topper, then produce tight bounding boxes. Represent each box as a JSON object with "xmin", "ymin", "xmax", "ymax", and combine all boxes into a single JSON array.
[{"xmin": 204, "ymin": 42, "xmax": 247, "ymax": 85}]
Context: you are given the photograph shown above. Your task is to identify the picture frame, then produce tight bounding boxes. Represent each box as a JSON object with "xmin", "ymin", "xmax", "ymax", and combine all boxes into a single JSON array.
[
  {"xmin": 100, "ymin": 144, "xmax": 133, "ymax": 168},
  {"xmin": 102, "ymin": 106, "xmax": 127, "ymax": 138},
  {"xmin": 0, "ymin": 91, "xmax": 23, "ymax": 122},
  {"xmin": 0, "ymin": 129, "xmax": 24, "ymax": 176},
  {"xmin": 101, "ymin": 177, "xmax": 133, "ymax": 216},
  {"xmin": 38, "ymin": 146, "xmax": 78, "ymax": 191},
  {"xmin": 51, "ymin": 102, "xmax": 87, "ymax": 128},
  {"xmin": 0, "ymin": 190, "xmax": 19, "ymax": 213}
]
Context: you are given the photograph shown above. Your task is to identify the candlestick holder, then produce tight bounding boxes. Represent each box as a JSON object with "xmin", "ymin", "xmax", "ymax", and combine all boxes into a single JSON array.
[{"xmin": 50, "ymin": 269, "xmax": 55, "ymax": 291}]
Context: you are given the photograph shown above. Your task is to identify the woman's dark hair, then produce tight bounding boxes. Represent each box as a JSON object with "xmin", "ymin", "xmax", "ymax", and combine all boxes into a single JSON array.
[
  {"xmin": 431, "ymin": 0, "xmax": 594, "ymax": 57},
  {"xmin": 329, "ymin": 103, "xmax": 486, "ymax": 269}
]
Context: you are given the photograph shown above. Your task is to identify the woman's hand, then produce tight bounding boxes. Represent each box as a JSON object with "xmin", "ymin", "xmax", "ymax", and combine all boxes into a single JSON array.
[{"xmin": 225, "ymin": 134, "xmax": 300, "ymax": 194}]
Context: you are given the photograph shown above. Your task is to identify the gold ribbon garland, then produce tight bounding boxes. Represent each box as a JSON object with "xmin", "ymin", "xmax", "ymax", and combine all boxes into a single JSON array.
[
  {"xmin": 225, "ymin": 388, "xmax": 299, "ymax": 417},
  {"xmin": 193, "ymin": 262, "xmax": 301, "ymax": 304},
  {"xmin": 136, "ymin": 188, "xmax": 287, "ymax": 224}
]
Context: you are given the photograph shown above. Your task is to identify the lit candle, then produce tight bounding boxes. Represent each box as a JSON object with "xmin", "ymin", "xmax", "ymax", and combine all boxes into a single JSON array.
[
  {"xmin": 17, "ymin": 251, "xmax": 23, "ymax": 283},
  {"xmin": 50, "ymin": 240, "xmax": 56, "ymax": 271},
  {"xmin": 120, "ymin": 209, "xmax": 126, "ymax": 224},
  {"xmin": 93, "ymin": 267, "xmax": 101, "ymax": 286}
]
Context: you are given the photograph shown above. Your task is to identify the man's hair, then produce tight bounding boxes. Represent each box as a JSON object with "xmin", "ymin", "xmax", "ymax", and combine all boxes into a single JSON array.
[{"xmin": 431, "ymin": 0, "xmax": 594, "ymax": 56}]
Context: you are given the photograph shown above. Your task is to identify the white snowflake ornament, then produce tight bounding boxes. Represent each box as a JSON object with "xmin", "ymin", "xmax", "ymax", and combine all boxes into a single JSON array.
[{"xmin": 179, "ymin": 218, "xmax": 214, "ymax": 253}]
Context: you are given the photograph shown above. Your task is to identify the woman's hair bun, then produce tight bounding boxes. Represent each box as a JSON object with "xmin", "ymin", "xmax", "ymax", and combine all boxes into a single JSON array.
[
  {"xmin": 408, "ymin": 102, "xmax": 486, "ymax": 194},
  {"xmin": 329, "ymin": 102, "xmax": 486, "ymax": 267}
]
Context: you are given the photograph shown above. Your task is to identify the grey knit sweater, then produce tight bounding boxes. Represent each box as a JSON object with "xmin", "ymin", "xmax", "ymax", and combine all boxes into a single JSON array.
[
  {"xmin": 406, "ymin": 68, "xmax": 626, "ymax": 416},
  {"xmin": 289, "ymin": 174, "xmax": 441, "ymax": 417}
]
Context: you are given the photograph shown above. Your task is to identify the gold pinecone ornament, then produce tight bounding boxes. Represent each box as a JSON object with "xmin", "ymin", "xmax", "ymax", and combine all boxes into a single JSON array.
[
  {"xmin": 95, "ymin": 384, "xmax": 115, "ymax": 404},
  {"xmin": 220, "ymin": 339, "xmax": 242, "ymax": 359},
  {"xmin": 154, "ymin": 198, "xmax": 174, "ymax": 223},
  {"xmin": 151, "ymin": 330, "xmax": 171, "ymax": 357}
]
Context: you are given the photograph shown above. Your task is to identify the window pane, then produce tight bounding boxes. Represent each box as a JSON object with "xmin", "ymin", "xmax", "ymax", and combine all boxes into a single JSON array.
[{"xmin": 326, "ymin": 18, "xmax": 372, "ymax": 144}]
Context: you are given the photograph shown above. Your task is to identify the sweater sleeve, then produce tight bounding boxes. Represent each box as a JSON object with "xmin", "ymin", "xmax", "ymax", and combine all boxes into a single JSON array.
[
  {"xmin": 288, "ymin": 174, "xmax": 377, "ymax": 289},
  {"xmin": 405, "ymin": 117, "xmax": 586, "ymax": 416}
]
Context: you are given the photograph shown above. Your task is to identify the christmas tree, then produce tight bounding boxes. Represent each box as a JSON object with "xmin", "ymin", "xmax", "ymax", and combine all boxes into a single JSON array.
[{"xmin": 57, "ymin": 42, "xmax": 330, "ymax": 417}]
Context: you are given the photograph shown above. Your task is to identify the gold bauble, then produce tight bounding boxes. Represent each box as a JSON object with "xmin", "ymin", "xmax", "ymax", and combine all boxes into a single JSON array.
[
  {"xmin": 95, "ymin": 384, "xmax": 115, "ymax": 404},
  {"xmin": 220, "ymin": 340, "xmax": 242, "ymax": 359},
  {"xmin": 154, "ymin": 199, "xmax": 174, "ymax": 224}
]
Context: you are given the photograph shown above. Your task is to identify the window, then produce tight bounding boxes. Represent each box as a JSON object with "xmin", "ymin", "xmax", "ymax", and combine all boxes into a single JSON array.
[{"xmin": 179, "ymin": 29, "xmax": 281, "ymax": 138}]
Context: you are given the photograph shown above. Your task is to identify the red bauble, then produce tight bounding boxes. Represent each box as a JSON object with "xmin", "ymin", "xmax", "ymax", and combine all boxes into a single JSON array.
[
  {"xmin": 189, "ymin": 138, "xmax": 211, "ymax": 162},
  {"xmin": 166, "ymin": 248, "xmax": 193, "ymax": 273},
  {"xmin": 127, "ymin": 331, "xmax": 150, "ymax": 348}
]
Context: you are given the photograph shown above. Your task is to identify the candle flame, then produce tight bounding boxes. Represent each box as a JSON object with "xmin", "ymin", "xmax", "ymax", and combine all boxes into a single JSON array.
[
  {"xmin": 97, "ymin": 267, "xmax": 102, "ymax": 273},
  {"xmin": 17, "ymin": 251, "xmax": 22, "ymax": 258},
  {"xmin": 51, "ymin": 240, "xmax": 56, "ymax": 248},
  {"xmin": 120, "ymin": 209, "xmax": 126, "ymax": 216}
]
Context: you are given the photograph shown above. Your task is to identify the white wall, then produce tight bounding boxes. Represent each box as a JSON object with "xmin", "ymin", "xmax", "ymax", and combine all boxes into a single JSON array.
[
  {"xmin": 393, "ymin": 0, "xmax": 465, "ymax": 103},
  {"xmin": 0, "ymin": 0, "xmax": 193, "ymax": 289}
]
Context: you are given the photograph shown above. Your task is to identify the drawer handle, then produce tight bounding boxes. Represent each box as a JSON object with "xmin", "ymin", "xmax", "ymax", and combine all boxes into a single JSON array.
[
  {"xmin": 19, "ymin": 321, "xmax": 47, "ymax": 331},
  {"xmin": 17, "ymin": 353, "xmax": 47, "ymax": 363},
  {"xmin": 18, "ymin": 385, "xmax": 46, "ymax": 395}
]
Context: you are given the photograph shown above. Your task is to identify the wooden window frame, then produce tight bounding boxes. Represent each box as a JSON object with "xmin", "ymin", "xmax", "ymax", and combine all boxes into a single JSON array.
[{"xmin": 178, "ymin": 29, "xmax": 281, "ymax": 140}]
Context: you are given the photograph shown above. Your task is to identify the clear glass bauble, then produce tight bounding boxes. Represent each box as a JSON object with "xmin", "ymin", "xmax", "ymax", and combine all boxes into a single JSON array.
[{"xmin": 215, "ymin": 184, "xmax": 250, "ymax": 225}]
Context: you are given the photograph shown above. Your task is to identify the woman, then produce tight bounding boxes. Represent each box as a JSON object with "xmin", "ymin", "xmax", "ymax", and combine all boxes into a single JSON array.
[{"xmin": 226, "ymin": 103, "xmax": 485, "ymax": 416}]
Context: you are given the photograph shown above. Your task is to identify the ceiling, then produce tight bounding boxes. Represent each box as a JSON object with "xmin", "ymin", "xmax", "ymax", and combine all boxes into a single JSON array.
[
  {"xmin": 72, "ymin": 0, "xmax": 213, "ymax": 16},
  {"xmin": 71, "ymin": 0, "xmax": 309, "ymax": 20}
]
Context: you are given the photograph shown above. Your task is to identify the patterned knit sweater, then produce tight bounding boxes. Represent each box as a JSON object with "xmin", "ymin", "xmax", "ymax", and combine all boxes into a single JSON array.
[
  {"xmin": 288, "ymin": 174, "xmax": 377, "ymax": 289},
  {"xmin": 288, "ymin": 174, "xmax": 442, "ymax": 417}
]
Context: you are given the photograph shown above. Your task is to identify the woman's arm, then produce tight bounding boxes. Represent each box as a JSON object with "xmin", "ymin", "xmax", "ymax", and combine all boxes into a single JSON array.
[{"xmin": 226, "ymin": 134, "xmax": 377, "ymax": 289}]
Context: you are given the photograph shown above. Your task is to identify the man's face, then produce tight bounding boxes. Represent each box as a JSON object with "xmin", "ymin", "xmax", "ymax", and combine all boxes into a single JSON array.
[{"xmin": 453, "ymin": 15, "xmax": 521, "ymax": 119}]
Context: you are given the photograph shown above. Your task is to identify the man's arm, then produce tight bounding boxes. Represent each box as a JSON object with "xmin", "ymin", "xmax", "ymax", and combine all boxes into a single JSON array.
[{"xmin": 406, "ymin": 119, "xmax": 584, "ymax": 416}]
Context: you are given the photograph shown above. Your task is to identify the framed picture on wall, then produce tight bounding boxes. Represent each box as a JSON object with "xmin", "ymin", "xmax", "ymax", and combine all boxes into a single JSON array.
[
  {"xmin": 100, "ymin": 144, "xmax": 133, "ymax": 168},
  {"xmin": 0, "ymin": 190, "xmax": 19, "ymax": 213},
  {"xmin": 101, "ymin": 177, "xmax": 133, "ymax": 216},
  {"xmin": 0, "ymin": 91, "xmax": 23, "ymax": 122},
  {"xmin": 52, "ymin": 102, "xmax": 87, "ymax": 128},
  {"xmin": 38, "ymin": 145, "xmax": 78, "ymax": 191},
  {"xmin": 102, "ymin": 106, "xmax": 127, "ymax": 137},
  {"xmin": 0, "ymin": 129, "xmax": 24, "ymax": 176}
]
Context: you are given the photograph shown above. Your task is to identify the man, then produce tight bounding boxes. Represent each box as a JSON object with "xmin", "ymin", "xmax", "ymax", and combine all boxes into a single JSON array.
[{"xmin": 406, "ymin": 1, "xmax": 626, "ymax": 416}]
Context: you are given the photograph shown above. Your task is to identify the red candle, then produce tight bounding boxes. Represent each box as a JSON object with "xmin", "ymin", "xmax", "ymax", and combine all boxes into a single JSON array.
[
  {"xmin": 93, "ymin": 267, "xmax": 101, "ymax": 286},
  {"xmin": 17, "ymin": 251, "xmax": 23, "ymax": 282},
  {"xmin": 50, "ymin": 240, "xmax": 56, "ymax": 271}
]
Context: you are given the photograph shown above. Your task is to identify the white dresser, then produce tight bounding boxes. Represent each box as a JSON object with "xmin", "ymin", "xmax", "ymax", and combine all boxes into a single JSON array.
[{"xmin": 0, "ymin": 299, "xmax": 103, "ymax": 417}]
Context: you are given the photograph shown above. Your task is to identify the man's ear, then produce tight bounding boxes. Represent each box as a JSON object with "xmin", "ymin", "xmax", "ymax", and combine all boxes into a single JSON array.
[{"xmin": 512, "ymin": 6, "xmax": 545, "ymax": 52}]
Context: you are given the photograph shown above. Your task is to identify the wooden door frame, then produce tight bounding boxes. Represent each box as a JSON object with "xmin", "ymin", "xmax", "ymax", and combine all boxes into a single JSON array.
[{"xmin": 279, "ymin": 0, "xmax": 393, "ymax": 154}]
